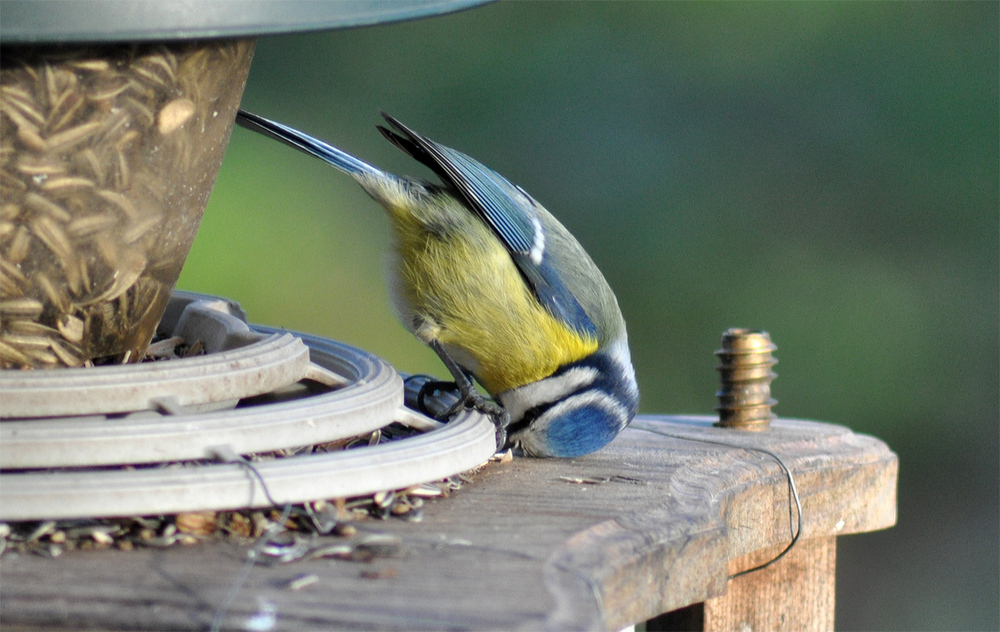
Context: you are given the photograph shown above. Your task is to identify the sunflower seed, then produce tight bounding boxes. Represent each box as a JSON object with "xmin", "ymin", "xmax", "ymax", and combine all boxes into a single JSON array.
[
  {"xmin": 40, "ymin": 175, "xmax": 95, "ymax": 194},
  {"xmin": 95, "ymin": 188, "xmax": 137, "ymax": 219},
  {"xmin": 4, "ymin": 225, "xmax": 32, "ymax": 263},
  {"xmin": 284, "ymin": 574, "xmax": 319, "ymax": 591},
  {"xmin": 31, "ymin": 214, "xmax": 74, "ymax": 260},
  {"xmin": 68, "ymin": 59, "xmax": 110, "ymax": 72},
  {"xmin": 20, "ymin": 346, "xmax": 59, "ymax": 364},
  {"xmin": 34, "ymin": 272, "xmax": 70, "ymax": 312},
  {"xmin": 0, "ymin": 259, "xmax": 28, "ymax": 290},
  {"xmin": 67, "ymin": 213, "xmax": 116, "ymax": 238},
  {"xmin": 16, "ymin": 156, "xmax": 67, "ymax": 176},
  {"xmin": 49, "ymin": 338, "xmax": 83, "ymax": 366},
  {"xmin": 24, "ymin": 192, "xmax": 72, "ymax": 222},
  {"xmin": 26, "ymin": 521, "xmax": 57, "ymax": 542},
  {"xmin": 2, "ymin": 333, "xmax": 52, "ymax": 348},
  {"xmin": 0, "ymin": 203, "xmax": 21, "ymax": 221},
  {"xmin": 17, "ymin": 126, "xmax": 47, "ymax": 151},
  {"xmin": 45, "ymin": 120, "xmax": 101, "ymax": 152},
  {"xmin": 0, "ymin": 297, "xmax": 43, "ymax": 317},
  {"xmin": 157, "ymin": 98, "xmax": 196, "ymax": 135},
  {"xmin": 75, "ymin": 147, "xmax": 106, "ymax": 184},
  {"xmin": 56, "ymin": 313, "xmax": 85, "ymax": 342},
  {"xmin": 0, "ymin": 340, "xmax": 32, "ymax": 365}
]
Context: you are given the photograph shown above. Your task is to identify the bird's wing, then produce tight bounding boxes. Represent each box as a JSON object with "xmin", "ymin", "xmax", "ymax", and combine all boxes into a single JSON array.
[
  {"xmin": 236, "ymin": 110, "xmax": 381, "ymax": 178},
  {"xmin": 378, "ymin": 113, "xmax": 597, "ymax": 339}
]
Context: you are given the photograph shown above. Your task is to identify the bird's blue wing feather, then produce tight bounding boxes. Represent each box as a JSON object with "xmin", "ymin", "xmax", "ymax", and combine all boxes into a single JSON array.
[
  {"xmin": 236, "ymin": 110, "xmax": 380, "ymax": 178},
  {"xmin": 379, "ymin": 114, "xmax": 598, "ymax": 338},
  {"xmin": 427, "ymin": 146, "xmax": 536, "ymax": 254}
]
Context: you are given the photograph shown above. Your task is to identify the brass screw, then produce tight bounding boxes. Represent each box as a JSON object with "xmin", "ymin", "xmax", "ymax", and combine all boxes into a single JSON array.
[{"xmin": 715, "ymin": 328, "xmax": 778, "ymax": 430}]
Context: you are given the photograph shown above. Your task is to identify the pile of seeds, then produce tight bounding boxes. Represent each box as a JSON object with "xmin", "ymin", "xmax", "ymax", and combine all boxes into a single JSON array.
[
  {"xmin": 0, "ymin": 39, "xmax": 254, "ymax": 368},
  {"xmin": 0, "ymin": 473, "xmax": 482, "ymax": 560}
]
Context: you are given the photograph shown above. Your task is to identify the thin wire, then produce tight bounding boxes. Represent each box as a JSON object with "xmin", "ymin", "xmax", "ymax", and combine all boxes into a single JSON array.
[
  {"xmin": 630, "ymin": 422, "xmax": 803, "ymax": 580},
  {"xmin": 209, "ymin": 450, "xmax": 292, "ymax": 632}
]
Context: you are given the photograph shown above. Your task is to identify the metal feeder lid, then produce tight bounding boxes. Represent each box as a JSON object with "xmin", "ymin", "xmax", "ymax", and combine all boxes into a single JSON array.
[{"xmin": 0, "ymin": 0, "xmax": 491, "ymax": 44}]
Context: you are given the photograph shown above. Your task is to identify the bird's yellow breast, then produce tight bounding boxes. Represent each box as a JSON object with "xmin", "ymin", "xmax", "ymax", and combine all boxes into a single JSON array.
[{"xmin": 381, "ymin": 192, "xmax": 598, "ymax": 395}]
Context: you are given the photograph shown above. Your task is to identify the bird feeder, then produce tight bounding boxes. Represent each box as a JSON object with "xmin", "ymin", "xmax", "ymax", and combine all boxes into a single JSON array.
[{"xmin": 0, "ymin": 4, "xmax": 897, "ymax": 632}]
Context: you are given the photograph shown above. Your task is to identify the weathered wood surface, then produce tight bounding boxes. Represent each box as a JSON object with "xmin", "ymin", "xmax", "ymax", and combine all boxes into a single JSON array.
[
  {"xmin": 647, "ymin": 537, "xmax": 836, "ymax": 632},
  {"xmin": 705, "ymin": 536, "xmax": 837, "ymax": 631},
  {"xmin": 0, "ymin": 415, "xmax": 897, "ymax": 631}
]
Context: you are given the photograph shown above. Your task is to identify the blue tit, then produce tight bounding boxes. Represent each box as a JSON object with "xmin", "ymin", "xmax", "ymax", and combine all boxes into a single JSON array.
[{"xmin": 234, "ymin": 110, "xmax": 638, "ymax": 458}]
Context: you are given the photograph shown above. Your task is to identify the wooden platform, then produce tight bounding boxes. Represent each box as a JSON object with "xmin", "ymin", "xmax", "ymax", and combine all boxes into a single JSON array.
[{"xmin": 0, "ymin": 415, "xmax": 897, "ymax": 631}]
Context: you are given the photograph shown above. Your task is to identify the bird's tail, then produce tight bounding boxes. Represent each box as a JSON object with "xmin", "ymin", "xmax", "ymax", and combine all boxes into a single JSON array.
[{"xmin": 235, "ymin": 110, "xmax": 381, "ymax": 178}]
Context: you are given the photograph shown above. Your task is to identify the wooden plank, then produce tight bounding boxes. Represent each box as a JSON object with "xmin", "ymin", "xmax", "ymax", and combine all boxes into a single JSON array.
[{"xmin": 0, "ymin": 415, "xmax": 897, "ymax": 630}]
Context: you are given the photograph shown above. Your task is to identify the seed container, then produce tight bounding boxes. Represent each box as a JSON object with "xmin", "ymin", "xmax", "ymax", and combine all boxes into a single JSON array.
[
  {"xmin": 1, "ymin": 40, "xmax": 254, "ymax": 368},
  {"xmin": 0, "ymin": 0, "xmax": 488, "ymax": 369}
]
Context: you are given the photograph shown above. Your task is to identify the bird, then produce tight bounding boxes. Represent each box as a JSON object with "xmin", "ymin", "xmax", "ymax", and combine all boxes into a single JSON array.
[{"xmin": 234, "ymin": 109, "xmax": 638, "ymax": 458}]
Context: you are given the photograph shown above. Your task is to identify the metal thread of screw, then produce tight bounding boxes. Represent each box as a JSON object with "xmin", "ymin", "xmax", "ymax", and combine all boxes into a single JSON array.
[{"xmin": 715, "ymin": 328, "xmax": 778, "ymax": 430}]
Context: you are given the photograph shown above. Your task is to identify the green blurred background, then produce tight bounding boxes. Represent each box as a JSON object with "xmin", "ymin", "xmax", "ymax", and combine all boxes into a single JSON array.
[{"xmin": 177, "ymin": 2, "xmax": 998, "ymax": 629}]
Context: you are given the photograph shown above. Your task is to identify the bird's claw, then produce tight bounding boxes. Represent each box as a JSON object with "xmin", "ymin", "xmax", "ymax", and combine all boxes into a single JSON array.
[
  {"xmin": 406, "ymin": 375, "xmax": 509, "ymax": 450},
  {"xmin": 444, "ymin": 390, "xmax": 506, "ymax": 421},
  {"xmin": 443, "ymin": 389, "xmax": 509, "ymax": 440}
]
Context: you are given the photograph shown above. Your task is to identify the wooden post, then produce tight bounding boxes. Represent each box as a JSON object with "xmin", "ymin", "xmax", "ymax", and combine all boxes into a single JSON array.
[
  {"xmin": 647, "ymin": 537, "xmax": 836, "ymax": 631},
  {"xmin": 705, "ymin": 536, "xmax": 837, "ymax": 631}
]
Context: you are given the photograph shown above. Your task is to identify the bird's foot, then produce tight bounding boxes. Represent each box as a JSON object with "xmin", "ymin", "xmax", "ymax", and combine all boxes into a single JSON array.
[
  {"xmin": 403, "ymin": 374, "xmax": 509, "ymax": 450},
  {"xmin": 441, "ymin": 388, "xmax": 510, "ymax": 449}
]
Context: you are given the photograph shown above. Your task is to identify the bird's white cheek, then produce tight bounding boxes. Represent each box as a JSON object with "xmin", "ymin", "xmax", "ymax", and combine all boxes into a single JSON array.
[{"xmin": 498, "ymin": 366, "xmax": 600, "ymax": 422}]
